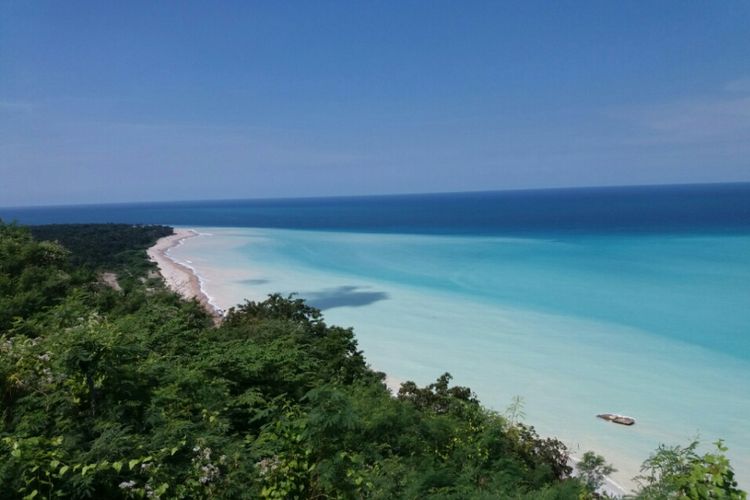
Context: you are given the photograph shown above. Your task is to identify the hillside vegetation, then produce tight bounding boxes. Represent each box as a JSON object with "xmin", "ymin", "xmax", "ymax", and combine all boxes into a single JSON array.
[{"xmin": 0, "ymin": 222, "xmax": 744, "ymax": 499}]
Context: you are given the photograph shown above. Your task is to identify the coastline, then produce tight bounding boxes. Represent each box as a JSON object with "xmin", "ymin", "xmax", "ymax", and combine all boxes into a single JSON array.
[
  {"xmin": 164, "ymin": 229, "xmax": 634, "ymax": 498},
  {"xmin": 164, "ymin": 225, "xmax": 750, "ymax": 495},
  {"xmin": 147, "ymin": 229, "xmax": 223, "ymax": 323}
]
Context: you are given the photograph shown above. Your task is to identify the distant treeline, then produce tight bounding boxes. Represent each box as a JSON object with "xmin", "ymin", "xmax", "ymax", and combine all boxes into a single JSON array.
[
  {"xmin": 0, "ymin": 222, "xmax": 744, "ymax": 499},
  {"xmin": 29, "ymin": 223, "xmax": 173, "ymax": 271}
]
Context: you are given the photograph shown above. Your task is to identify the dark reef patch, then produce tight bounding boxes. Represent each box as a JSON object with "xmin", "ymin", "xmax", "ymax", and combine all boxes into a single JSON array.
[
  {"xmin": 303, "ymin": 285, "xmax": 389, "ymax": 310},
  {"xmin": 237, "ymin": 278, "xmax": 270, "ymax": 285}
]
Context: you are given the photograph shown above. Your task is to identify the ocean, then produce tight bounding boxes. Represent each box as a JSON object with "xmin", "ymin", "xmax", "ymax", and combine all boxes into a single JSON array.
[{"xmin": 3, "ymin": 182, "xmax": 750, "ymax": 489}]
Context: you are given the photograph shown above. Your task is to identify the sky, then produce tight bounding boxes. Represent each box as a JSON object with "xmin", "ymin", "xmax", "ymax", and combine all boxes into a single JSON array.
[{"xmin": 1, "ymin": 1, "xmax": 749, "ymax": 207}]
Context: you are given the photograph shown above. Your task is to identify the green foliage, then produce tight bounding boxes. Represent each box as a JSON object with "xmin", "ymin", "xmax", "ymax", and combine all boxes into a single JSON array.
[
  {"xmin": 0, "ymin": 223, "xmax": 73, "ymax": 332},
  {"xmin": 577, "ymin": 451, "xmax": 616, "ymax": 493},
  {"xmin": 505, "ymin": 395, "xmax": 526, "ymax": 425},
  {"xmin": 29, "ymin": 223, "xmax": 172, "ymax": 274},
  {"xmin": 0, "ymin": 221, "xmax": 745, "ymax": 499},
  {"xmin": 397, "ymin": 372, "xmax": 478, "ymax": 415},
  {"xmin": 633, "ymin": 440, "xmax": 745, "ymax": 499}
]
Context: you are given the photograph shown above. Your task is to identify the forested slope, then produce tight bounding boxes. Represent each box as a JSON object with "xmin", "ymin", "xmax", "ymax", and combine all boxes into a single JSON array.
[{"xmin": 0, "ymin": 222, "xmax": 743, "ymax": 499}]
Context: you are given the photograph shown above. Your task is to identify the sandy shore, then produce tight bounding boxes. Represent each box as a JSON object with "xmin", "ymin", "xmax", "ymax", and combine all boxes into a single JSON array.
[{"xmin": 147, "ymin": 229, "xmax": 222, "ymax": 323}]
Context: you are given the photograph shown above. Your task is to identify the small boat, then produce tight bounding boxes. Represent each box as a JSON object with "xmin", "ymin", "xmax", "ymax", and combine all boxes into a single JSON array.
[{"xmin": 597, "ymin": 413, "xmax": 635, "ymax": 426}]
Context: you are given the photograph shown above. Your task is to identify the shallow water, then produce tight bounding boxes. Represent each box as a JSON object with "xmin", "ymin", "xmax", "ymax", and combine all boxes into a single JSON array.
[{"xmin": 170, "ymin": 226, "xmax": 750, "ymax": 490}]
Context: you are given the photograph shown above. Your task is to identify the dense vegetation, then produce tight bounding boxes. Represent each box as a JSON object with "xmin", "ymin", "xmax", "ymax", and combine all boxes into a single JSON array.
[
  {"xmin": 29, "ymin": 224, "xmax": 173, "ymax": 272},
  {"xmin": 0, "ymin": 222, "xmax": 745, "ymax": 499}
]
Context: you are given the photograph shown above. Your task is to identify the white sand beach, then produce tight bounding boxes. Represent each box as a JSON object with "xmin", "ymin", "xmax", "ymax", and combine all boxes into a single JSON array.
[{"xmin": 147, "ymin": 229, "xmax": 222, "ymax": 322}]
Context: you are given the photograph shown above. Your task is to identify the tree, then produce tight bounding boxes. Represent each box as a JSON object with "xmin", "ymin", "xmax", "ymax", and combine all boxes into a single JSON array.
[
  {"xmin": 0, "ymin": 222, "xmax": 73, "ymax": 332},
  {"xmin": 397, "ymin": 372, "xmax": 478, "ymax": 415},
  {"xmin": 505, "ymin": 395, "xmax": 526, "ymax": 424},
  {"xmin": 633, "ymin": 440, "xmax": 745, "ymax": 499},
  {"xmin": 577, "ymin": 451, "xmax": 615, "ymax": 492}
]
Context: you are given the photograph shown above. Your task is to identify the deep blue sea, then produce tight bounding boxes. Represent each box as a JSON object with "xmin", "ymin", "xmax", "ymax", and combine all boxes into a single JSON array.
[
  {"xmin": 3, "ymin": 182, "xmax": 750, "ymax": 488},
  {"xmin": 4, "ymin": 182, "xmax": 750, "ymax": 235}
]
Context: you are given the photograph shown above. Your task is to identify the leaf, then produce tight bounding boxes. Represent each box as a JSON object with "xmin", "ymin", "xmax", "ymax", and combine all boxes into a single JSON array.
[
  {"xmin": 49, "ymin": 460, "xmax": 60, "ymax": 470},
  {"xmin": 23, "ymin": 490, "xmax": 38, "ymax": 500},
  {"xmin": 112, "ymin": 461, "xmax": 123, "ymax": 473},
  {"xmin": 128, "ymin": 459, "xmax": 139, "ymax": 470},
  {"xmin": 58, "ymin": 465, "xmax": 69, "ymax": 476}
]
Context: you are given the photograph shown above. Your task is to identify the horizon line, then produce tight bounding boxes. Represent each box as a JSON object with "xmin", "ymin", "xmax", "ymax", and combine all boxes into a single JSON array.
[{"xmin": 3, "ymin": 180, "xmax": 749, "ymax": 211}]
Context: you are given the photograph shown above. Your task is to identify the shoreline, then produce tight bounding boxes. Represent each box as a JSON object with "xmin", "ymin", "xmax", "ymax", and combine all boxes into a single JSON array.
[
  {"xmin": 147, "ymin": 229, "xmax": 223, "ymax": 323},
  {"xmin": 148, "ymin": 226, "xmax": 628, "ymax": 497}
]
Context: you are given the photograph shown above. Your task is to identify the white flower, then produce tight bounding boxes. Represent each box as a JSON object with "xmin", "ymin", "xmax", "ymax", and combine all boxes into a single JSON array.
[
  {"xmin": 256, "ymin": 457, "xmax": 280, "ymax": 476},
  {"xmin": 199, "ymin": 463, "xmax": 220, "ymax": 484}
]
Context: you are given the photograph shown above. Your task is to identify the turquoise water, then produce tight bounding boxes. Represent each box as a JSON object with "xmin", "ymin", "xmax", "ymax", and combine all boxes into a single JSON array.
[{"xmin": 171, "ymin": 227, "xmax": 750, "ymax": 489}]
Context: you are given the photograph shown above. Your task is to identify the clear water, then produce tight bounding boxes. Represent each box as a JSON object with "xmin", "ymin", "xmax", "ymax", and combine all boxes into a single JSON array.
[
  {"xmin": 168, "ymin": 227, "xmax": 750, "ymax": 489},
  {"xmin": 4, "ymin": 183, "xmax": 750, "ymax": 489}
]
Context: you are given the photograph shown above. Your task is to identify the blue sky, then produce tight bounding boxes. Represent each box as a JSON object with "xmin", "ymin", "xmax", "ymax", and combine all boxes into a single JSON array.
[{"xmin": 1, "ymin": 1, "xmax": 749, "ymax": 206}]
